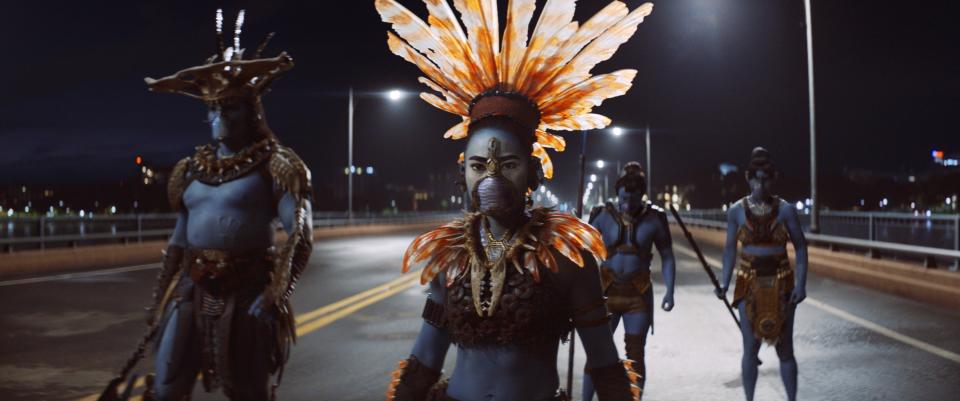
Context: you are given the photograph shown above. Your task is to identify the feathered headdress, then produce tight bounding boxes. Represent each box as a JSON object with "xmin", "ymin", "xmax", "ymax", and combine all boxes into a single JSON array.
[
  {"xmin": 375, "ymin": 0, "xmax": 653, "ymax": 179},
  {"xmin": 145, "ymin": 9, "xmax": 292, "ymax": 102}
]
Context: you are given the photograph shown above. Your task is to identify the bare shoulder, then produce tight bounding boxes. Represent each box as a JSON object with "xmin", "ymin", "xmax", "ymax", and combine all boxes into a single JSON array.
[{"xmin": 778, "ymin": 198, "xmax": 799, "ymax": 219}]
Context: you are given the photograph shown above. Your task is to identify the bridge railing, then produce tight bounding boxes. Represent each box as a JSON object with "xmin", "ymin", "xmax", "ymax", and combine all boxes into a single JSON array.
[
  {"xmin": 672, "ymin": 209, "xmax": 960, "ymax": 270},
  {"xmin": 0, "ymin": 211, "xmax": 460, "ymax": 252}
]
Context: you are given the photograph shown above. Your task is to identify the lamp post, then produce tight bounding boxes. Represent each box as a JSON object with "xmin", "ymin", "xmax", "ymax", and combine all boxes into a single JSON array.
[
  {"xmin": 803, "ymin": 0, "xmax": 819, "ymax": 232},
  {"xmin": 347, "ymin": 87, "xmax": 406, "ymax": 220},
  {"xmin": 645, "ymin": 124, "xmax": 652, "ymax": 198},
  {"xmin": 348, "ymin": 87, "xmax": 354, "ymax": 220}
]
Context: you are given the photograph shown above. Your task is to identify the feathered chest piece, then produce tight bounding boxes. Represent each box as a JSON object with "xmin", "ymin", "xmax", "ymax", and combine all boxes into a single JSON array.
[
  {"xmin": 403, "ymin": 208, "xmax": 607, "ymax": 319},
  {"xmin": 190, "ymin": 138, "xmax": 274, "ymax": 185}
]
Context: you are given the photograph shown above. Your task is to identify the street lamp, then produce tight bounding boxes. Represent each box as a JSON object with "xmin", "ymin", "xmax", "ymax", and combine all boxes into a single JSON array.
[
  {"xmin": 348, "ymin": 87, "xmax": 408, "ymax": 219},
  {"xmin": 576, "ymin": 127, "xmax": 631, "ymax": 218},
  {"xmin": 803, "ymin": 0, "xmax": 820, "ymax": 232},
  {"xmin": 387, "ymin": 89, "xmax": 404, "ymax": 101}
]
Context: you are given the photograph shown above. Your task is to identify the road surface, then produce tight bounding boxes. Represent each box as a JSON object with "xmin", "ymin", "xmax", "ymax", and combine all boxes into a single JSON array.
[{"xmin": 1, "ymin": 228, "xmax": 958, "ymax": 400}]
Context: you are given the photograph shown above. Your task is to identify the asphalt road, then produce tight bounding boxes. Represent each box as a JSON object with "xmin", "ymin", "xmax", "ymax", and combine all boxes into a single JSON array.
[{"xmin": 1, "ymin": 228, "xmax": 959, "ymax": 401}]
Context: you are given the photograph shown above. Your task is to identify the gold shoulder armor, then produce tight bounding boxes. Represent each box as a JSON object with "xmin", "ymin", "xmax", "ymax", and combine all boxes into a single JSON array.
[
  {"xmin": 268, "ymin": 145, "xmax": 313, "ymax": 201},
  {"xmin": 167, "ymin": 157, "xmax": 192, "ymax": 210}
]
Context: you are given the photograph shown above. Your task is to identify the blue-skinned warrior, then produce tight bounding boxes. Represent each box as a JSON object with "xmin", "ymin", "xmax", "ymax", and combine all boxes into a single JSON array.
[
  {"xmin": 375, "ymin": 1, "xmax": 655, "ymax": 400},
  {"xmin": 581, "ymin": 162, "xmax": 675, "ymax": 401},
  {"xmin": 716, "ymin": 147, "xmax": 807, "ymax": 401},
  {"xmin": 107, "ymin": 10, "xmax": 313, "ymax": 401}
]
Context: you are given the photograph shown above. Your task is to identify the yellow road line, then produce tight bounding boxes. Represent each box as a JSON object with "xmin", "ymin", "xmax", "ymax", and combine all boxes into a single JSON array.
[
  {"xmin": 673, "ymin": 244, "xmax": 960, "ymax": 365},
  {"xmin": 294, "ymin": 272, "xmax": 420, "ymax": 325},
  {"xmin": 296, "ymin": 276, "xmax": 420, "ymax": 336},
  {"xmin": 83, "ymin": 270, "xmax": 424, "ymax": 400}
]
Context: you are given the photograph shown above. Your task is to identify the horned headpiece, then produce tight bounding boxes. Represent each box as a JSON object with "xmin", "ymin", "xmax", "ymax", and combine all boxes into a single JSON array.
[{"xmin": 145, "ymin": 9, "xmax": 293, "ymax": 102}]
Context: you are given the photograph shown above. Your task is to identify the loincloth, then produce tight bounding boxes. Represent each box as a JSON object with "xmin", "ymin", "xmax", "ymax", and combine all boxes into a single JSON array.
[
  {"xmin": 733, "ymin": 252, "xmax": 794, "ymax": 342},
  {"xmin": 600, "ymin": 267, "xmax": 652, "ymax": 314}
]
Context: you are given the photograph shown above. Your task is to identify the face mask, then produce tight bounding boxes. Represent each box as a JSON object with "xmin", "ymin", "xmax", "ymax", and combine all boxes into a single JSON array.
[
  {"xmin": 748, "ymin": 172, "xmax": 773, "ymax": 198},
  {"xmin": 618, "ymin": 189, "xmax": 645, "ymax": 213},
  {"xmin": 471, "ymin": 138, "xmax": 524, "ymax": 218}
]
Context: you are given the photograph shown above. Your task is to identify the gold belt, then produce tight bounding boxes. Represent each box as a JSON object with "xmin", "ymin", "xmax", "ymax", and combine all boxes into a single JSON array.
[{"xmin": 186, "ymin": 248, "xmax": 274, "ymax": 289}]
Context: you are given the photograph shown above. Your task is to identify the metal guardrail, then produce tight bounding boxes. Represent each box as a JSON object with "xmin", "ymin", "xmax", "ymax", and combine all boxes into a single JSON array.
[
  {"xmin": 0, "ymin": 211, "xmax": 460, "ymax": 252},
  {"xmin": 678, "ymin": 209, "xmax": 960, "ymax": 251},
  {"xmin": 671, "ymin": 213, "xmax": 960, "ymax": 270}
]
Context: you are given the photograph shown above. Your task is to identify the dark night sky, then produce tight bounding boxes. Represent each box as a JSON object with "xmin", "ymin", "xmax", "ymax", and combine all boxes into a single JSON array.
[{"xmin": 2, "ymin": 0, "xmax": 958, "ymax": 206}]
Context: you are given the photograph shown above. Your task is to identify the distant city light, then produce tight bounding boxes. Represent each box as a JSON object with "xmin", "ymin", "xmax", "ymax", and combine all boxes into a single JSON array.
[
  {"xmin": 722, "ymin": 204, "xmax": 728, "ymax": 212},
  {"xmin": 611, "ymin": 126, "xmax": 623, "ymax": 137},
  {"xmin": 7, "ymin": 209, "xmax": 13, "ymax": 217},
  {"xmin": 881, "ymin": 198, "xmax": 889, "ymax": 207},
  {"xmin": 596, "ymin": 160, "xmax": 605, "ymax": 169},
  {"xmin": 590, "ymin": 174, "xmax": 597, "ymax": 182},
  {"xmin": 926, "ymin": 210, "xmax": 932, "ymax": 217},
  {"xmin": 135, "ymin": 156, "xmax": 142, "ymax": 165},
  {"xmin": 24, "ymin": 206, "xmax": 30, "ymax": 213},
  {"xmin": 911, "ymin": 202, "xmax": 916, "ymax": 209},
  {"xmin": 540, "ymin": 186, "xmax": 546, "ymax": 193},
  {"xmin": 366, "ymin": 166, "xmax": 374, "ymax": 175},
  {"xmin": 387, "ymin": 89, "xmax": 403, "ymax": 101},
  {"xmin": 796, "ymin": 201, "xmax": 804, "ymax": 210},
  {"xmin": 349, "ymin": 165, "xmax": 356, "ymax": 173},
  {"xmin": 932, "ymin": 150, "xmax": 944, "ymax": 159},
  {"xmin": 110, "ymin": 206, "xmax": 117, "ymax": 214},
  {"xmin": 947, "ymin": 197, "xmax": 952, "ymax": 205}
]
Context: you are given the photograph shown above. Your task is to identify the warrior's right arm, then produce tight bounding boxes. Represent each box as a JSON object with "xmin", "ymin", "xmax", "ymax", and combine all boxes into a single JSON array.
[
  {"xmin": 147, "ymin": 211, "xmax": 187, "ymax": 325},
  {"xmin": 387, "ymin": 273, "xmax": 450, "ymax": 401},
  {"xmin": 720, "ymin": 204, "xmax": 739, "ymax": 292}
]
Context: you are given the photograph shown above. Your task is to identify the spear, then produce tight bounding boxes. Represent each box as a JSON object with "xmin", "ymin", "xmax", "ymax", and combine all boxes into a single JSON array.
[{"xmin": 668, "ymin": 204, "xmax": 740, "ymax": 327}]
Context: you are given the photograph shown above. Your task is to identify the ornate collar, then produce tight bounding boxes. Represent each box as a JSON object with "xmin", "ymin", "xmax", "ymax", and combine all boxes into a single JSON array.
[
  {"xmin": 401, "ymin": 209, "xmax": 607, "ymax": 318},
  {"xmin": 190, "ymin": 138, "xmax": 275, "ymax": 185}
]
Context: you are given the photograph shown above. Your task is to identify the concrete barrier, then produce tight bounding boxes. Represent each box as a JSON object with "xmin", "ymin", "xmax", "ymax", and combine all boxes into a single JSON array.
[
  {"xmin": 0, "ymin": 222, "xmax": 441, "ymax": 280},
  {"xmin": 671, "ymin": 224, "xmax": 960, "ymax": 310}
]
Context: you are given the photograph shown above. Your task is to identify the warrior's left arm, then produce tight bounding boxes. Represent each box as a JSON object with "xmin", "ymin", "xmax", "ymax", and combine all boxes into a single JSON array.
[
  {"xmin": 783, "ymin": 203, "xmax": 808, "ymax": 303},
  {"xmin": 653, "ymin": 212, "xmax": 676, "ymax": 310},
  {"xmin": 563, "ymin": 254, "xmax": 641, "ymax": 400},
  {"xmin": 278, "ymin": 192, "xmax": 313, "ymax": 235}
]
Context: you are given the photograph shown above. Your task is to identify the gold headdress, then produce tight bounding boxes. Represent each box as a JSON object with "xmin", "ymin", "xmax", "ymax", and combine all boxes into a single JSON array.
[
  {"xmin": 375, "ymin": 0, "xmax": 653, "ymax": 178},
  {"xmin": 145, "ymin": 9, "xmax": 293, "ymax": 102}
]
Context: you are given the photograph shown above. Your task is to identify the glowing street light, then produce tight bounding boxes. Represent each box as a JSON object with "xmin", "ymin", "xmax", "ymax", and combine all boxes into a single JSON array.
[
  {"xmin": 596, "ymin": 160, "xmax": 605, "ymax": 169},
  {"xmin": 387, "ymin": 89, "xmax": 404, "ymax": 101},
  {"xmin": 590, "ymin": 174, "xmax": 597, "ymax": 183},
  {"xmin": 611, "ymin": 126, "xmax": 623, "ymax": 137}
]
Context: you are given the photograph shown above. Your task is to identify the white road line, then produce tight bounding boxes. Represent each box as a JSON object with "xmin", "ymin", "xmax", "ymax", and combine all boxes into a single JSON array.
[
  {"xmin": 0, "ymin": 263, "xmax": 161, "ymax": 287},
  {"xmin": 673, "ymin": 244, "xmax": 960, "ymax": 365}
]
